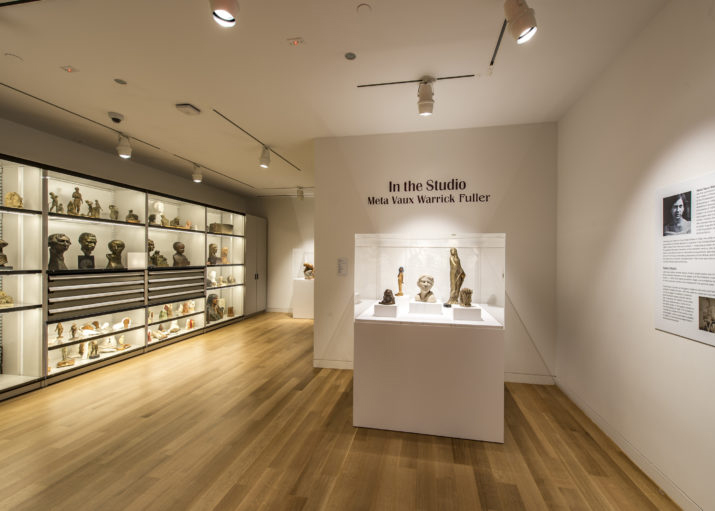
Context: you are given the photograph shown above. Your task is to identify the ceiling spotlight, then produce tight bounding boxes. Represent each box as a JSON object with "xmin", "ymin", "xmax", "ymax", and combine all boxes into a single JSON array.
[
  {"xmin": 504, "ymin": 0, "xmax": 537, "ymax": 44},
  {"xmin": 417, "ymin": 77, "xmax": 435, "ymax": 116},
  {"xmin": 259, "ymin": 146, "xmax": 271, "ymax": 168},
  {"xmin": 192, "ymin": 164, "xmax": 203, "ymax": 183},
  {"xmin": 210, "ymin": 0, "xmax": 239, "ymax": 27},
  {"xmin": 116, "ymin": 134, "xmax": 132, "ymax": 159},
  {"xmin": 297, "ymin": 186, "xmax": 304, "ymax": 200}
]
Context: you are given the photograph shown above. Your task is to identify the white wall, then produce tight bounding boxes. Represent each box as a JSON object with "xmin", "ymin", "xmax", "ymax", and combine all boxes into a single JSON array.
[
  {"xmin": 315, "ymin": 123, "xmax": 557, "ymax": 382},
  {"xmin": 556, "ymin": 2, "xmax": 715, "ymax": 509},
  {"xmin": 0, "ymin": 118, "xmax": 248, "ymax": 212},
  {"xmin": 249, "ymin": 197, "xmax": 315, "ymax": 312}
]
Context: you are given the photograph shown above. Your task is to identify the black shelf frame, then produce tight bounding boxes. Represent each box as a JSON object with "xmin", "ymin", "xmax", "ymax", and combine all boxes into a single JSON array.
[
  {"xmin": 0, "ymin": 303, "xmax": 42, "ymax": 314},
  {"xmin": 46, "ymin": 303, "xmax": 147, "ymax": 324},
  {"xmin": 0, "ymin": 269, "xmax": 42, "ymax": 275}
]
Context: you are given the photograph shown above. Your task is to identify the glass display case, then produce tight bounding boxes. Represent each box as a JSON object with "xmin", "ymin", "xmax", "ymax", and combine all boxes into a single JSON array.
[
  {"xmin": 46, "ymin": 306, "xmax": 145, "ymax": 375},
  {"xmin": 47, "ymin": 171, "xmax": 146, "ymax": 271},
  {"xmin": 354, "ymin": 233, "xmax": 505, "ymax": 326},
  {"xmin": 205, "ymin": 207, "xmax": 244, "ymax": 327},
  {"xmin": 148, "ymin": 194, "xmax": 205, "ymax": 269},
  {"xmin": 205, "ymin": 286, "xmax": 244, "ymax": 326},
  {"xmin": 147, "ymin": 297, "xmax": 205, "ymax": 345}
]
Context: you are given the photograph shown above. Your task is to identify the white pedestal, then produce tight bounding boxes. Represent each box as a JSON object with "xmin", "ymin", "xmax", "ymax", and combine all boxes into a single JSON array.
[
  {"xmin": 408, "ymin": 301, "xmax": 443, "ymax": 315},
  {"xmin": 354, "ymin": 320, "xmax": 504, "ymax": 442},
  {"xmin": 292, "ymin": 278, "xmax": 314, "ymax": 319},
  {"xmin": 373, "ymin": 304, "xmax": 398, "ymax": 317},
  {"xmin": 453, "ymin": 305, "xmax": 482, "ymax": 321}
]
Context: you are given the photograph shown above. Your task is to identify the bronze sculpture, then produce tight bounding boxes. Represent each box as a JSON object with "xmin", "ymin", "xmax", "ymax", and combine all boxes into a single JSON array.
[
  {"xmin": 0, "ymin": 239, "xmax": 9, "ymax": 267},
  {"xmin": 207, "ymin": 243, "xmax": 219, "ymax": 265},
  {"xmin": 459, "ymin": 288, "xmax": 473, "ymax": 307},
  {"xmin": 172, "ymin": 241, "xmax": 190, "ymax": 267},
  {"xmin": 379, "ymin": 289, "xmax": 396, "ymax": 305},
  {"xmin": 106, "ymin": 239, "xmax": 125, "ymax": 269},
  {"xmin": 78, "ymin": 232, "xmax": 97, "ymax": 269},
  {"xmin": 396, "ymin": 266, "xmax": 404, "ymax": 296},
  {"xmin": 48, "ymin": 233, "xmax": 71, "ymax": 271},
  {"xmin": 447, "ymin": 248, "xmax": 466, "ymax": 305}
]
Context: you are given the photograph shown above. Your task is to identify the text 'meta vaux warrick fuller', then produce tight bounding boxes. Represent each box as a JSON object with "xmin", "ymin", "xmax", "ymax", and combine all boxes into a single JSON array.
[{"xmin": 368, "ymin": 179, "xmax": 491, "ymax": 206}]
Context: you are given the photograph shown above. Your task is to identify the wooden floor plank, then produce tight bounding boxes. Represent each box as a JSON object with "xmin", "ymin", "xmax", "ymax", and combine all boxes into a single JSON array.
[{"xmin": 0, "ymin": 313, "xmax": 680, "ymax": 511}]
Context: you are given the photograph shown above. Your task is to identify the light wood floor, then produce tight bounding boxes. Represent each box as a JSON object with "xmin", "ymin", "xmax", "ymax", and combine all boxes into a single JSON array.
[{"xmin": 0, "ymin": 313, "xmax": 677, "ymax": 511}]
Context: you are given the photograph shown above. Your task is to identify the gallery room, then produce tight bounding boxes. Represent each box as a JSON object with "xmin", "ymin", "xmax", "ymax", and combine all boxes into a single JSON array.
[{"xmin": 0, "ymin": 0, "xmax": 712, "ymax": 509}]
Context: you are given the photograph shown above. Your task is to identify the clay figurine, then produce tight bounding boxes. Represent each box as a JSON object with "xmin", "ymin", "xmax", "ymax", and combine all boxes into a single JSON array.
[
  {"xmin": 70, "ymin": 323, "xmax": 79, "ymax": 340},
  {"xmin": 57, "ymin": 347, "xmax": 75, "ymax": 367},
  {"xmin": 88, "ymin": 340, "xmax": 100, "ymax": 359},
  {"xmin": 57, "ymin": 203, "xmax": 64, "ymax": 214},
  {"xmin": 170, "ymin": 217, "xmax": 181, "ymax": 227},
  {"xmin": 379, "ymin": 289, "xmax": 396, "ymax": 305},
  {"xmin": 55, "ymin": 322, "xmax": 64, "ymax": 339},
  {"xmin": 109, "ymin": 205, "xmax": 119, "ymax": 220},
  {"xmin": 447, "ymin": 248, "xmax": 466, "ymax": 305},
  {"xmin": 227, "ymin": 306, "xmax": 235, "ymax": 318},
  {"xmin": 48, "ymin": 233, "xmax": 71, "ymax": 271},
  {"xmin": 172, "ymin": 241, "xmax": 190, "ymax": 267},
  {"xmin": 4, "ymin": 191, "xmax": 23, "ymax": 209},
  {"xmin": 0, "ymin": 239, "xmax": 9, "ymax": 267},
  {"xmin": 185, "ymin": 220, "xmax": 192, "ymax": 230},
  {"xmin": 49, "ymin": 192, "xmax": 60, "ymax": 213},
  {"xmin": 71, "ymin": 187, "xmax": 83, "ymax": 215},
  {"xmin": 459, "ymin": 288, "xmax": 473, "ymax": 307},
  {"xmin": 78, "ymin": 232, "xmax": 97, "ymax": 269},
  {"xmin": 150, "ymin": 251, "xmax": 169, "ymax": 267},
  {"xmin": 91, "ymin": 200, "xmax": 102, "ymax": 218},
  {"xmin": 106, "ymin": 239, "xmax": 125, "ymax": 270},
  {"xmin": 396, "ymin": 266, "xmax": 404, "ymax": 296},
  {"xmin": 0, "ymin": 291, "xmax": 13, "ymax": 307},
  {"xmin": 303, "ymin": 263, "xmax": 314, "ymax": 279},
  {"xmin": 415, "ymin": 275, "xmax": 437, "ymax": 303},
  {"xmin": 160, "ymin": 215, "xmax": 170, "ymax": 227},
  {"xmin": 148, "ymin": 214, "xmax": 157, "ymax": 225},
  {"xmin": 207, "ymin": 243, "xmax": 219, "ymax": 265},
  {"xmin": 220, "ymin": 247, "xmax": 229, "ymax": 264},
  {"xmin": 227, "ymin": 274, "xmax": 236, "ymax": 284},
  {"xmin": 85, "ymin": 200, "xmax": 93, "ymax": 217},
  {"xmin": 125, "ymin": 210, "xmax": 140, "ymax": 223},
  {"xmin": 206, "ymin": 293, "xmax": 224, "ymax": 322}
]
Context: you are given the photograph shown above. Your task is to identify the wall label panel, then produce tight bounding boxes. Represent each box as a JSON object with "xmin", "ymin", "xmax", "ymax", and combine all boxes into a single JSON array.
[{"xmin": 656, "ymin": 171, "xmax": 715, "ymax": 347}]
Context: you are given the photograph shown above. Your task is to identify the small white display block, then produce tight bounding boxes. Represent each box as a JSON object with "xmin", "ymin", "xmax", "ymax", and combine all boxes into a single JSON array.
[
  {"xmin": 453, "ymin": 305, "xmax": 482, "ymax": 321},
  {"xmin": 408, "ymin": 301, "xmax": 443, "ymax": 315},
  {"xmin": 126, "ymin": 252, "xmax": 147, "ymax": 270},
  {"xmin": 373, "ymin": 304, "xmax": 398, "ymax": 318},
  {"xmin": 292, "ymin": 278, "xmax": 314, "ymax": 319}
]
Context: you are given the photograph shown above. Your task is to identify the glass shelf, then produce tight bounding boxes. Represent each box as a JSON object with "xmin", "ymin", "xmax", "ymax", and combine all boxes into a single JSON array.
[
  {"xmin": 148, "ymin": 194, "xmax": 205, "ymax": 232},
  {"xmin": 47, "ymin": 340, "xmax": 144, "ymax": 376},
  {"xmin": 46, "ymin": 307, "xmax": 145, "ymax": 349},
  {"xmin": 0, "ymin": 206, "xmax": 42, "ymax": 216},
  {"xmin": 0, "ymin": 307, "xmax": 43, "ymax": 391},
  {"xmin": 49, "ymin": 212, "xmax": 145, "ymax": 228}
]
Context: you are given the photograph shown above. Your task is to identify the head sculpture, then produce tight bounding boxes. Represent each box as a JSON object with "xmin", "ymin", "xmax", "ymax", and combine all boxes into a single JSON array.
[
  {"xmin": 78, "ymin": 232, "xmax": 97, "ymax": 256},
  {"xmin": 379, "ymin": 289, "xmax": 396, "ymax": 305}
]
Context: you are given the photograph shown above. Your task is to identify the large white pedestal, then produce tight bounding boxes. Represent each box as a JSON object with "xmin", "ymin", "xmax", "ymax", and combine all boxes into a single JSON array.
[
  {"xmin": 354, "ymin": 310, "xmax": 504, "ymax": 442},
  {"xmin": 292, "ymin": 278, "xmax": 314, "ymax": 319}
]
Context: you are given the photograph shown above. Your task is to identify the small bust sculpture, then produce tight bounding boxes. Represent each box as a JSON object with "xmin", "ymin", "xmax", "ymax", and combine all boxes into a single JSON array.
[
  {"xmin": 4, "ymin": 191, "xmax": 23, "ymax": 209},
  {"xmin": 459, "ymin": 288, "xmax": 473, "ymax": 307},
  {"xmin": 303, "ymin": 263, "xmax": 314, "ymax": 279},
  {"xmin": 227, "ymin": 274, "xmax": 236, "ymax": 284},
  {"xmin": 49, "ymin": 192, "xmax": 60, "ymax": 213},
  {"xmin": 106, "ymin": 239, "xmax": 125, "ymax": 269},
  {"xmin": 170, "ymin": 217, "xmax": 181, "ymax": 227},
  {"xmin": 125, "ymin": 210, "xmax": 139, "ymax": 223},
  {"xmin": 147, "ymin": 239, "xmax": 155, "ymax": 254},
  {"xmin": 150, "ymin": 250, "xmax": 169, "ymax": 267},
  {"xmin": 172, "ymin": 241, "xmax": 190, "ymax": 267},
  {"xmin": 207, "ymin": 243, "xmax": 219, "ymax": 265},
  {"xmin": 48, "ymin": 233, "xmax": 71, "ymax": 271},
  {"xmin": 208, "ymin": 270, "xmax": 218, "ymax": 287},
  {"xmin": 148, "ymin": 214, "xmax": 157, "ymax": 225},
  {"xmin": 415, "ymin": 275, "xmax": 437, "ymax": 303},
  {"xmin": 109, "ymin": 205, "xmax": 119, "ymax": 220},
  {"xmin": 206, "ymin": 293, "xmax": 224, "ymax": 322},
  {"xmin": 0, "ymin": 239, "xmax": 8, "ymax": 267},
  {"xmin": 220, "ymin": 247, "xmax": 229, "ymax": 264},
  {"xmin": 78, "ymin": 232, "xmax": 97, "ymax": 269},
  {"xmin": 0, "ymin": 290, "xmax": 14, "ymax": 307},
  {"xmin": 379, "ymin": 289, "xmax": 396, "ymax": 305},
  {"xmin": 160, "ymin": 214, "xmax": 170, "ymax": 227}
]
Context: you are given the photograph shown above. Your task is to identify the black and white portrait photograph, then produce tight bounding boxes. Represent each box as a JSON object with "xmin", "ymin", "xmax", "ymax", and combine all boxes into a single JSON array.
[
  {"xmin": 699, "ymin": 296, "xmax": 715, "ymax": 333},
  {"xmin": 663, "ymin": 191, "xmax": 692, "ymax": 236}
]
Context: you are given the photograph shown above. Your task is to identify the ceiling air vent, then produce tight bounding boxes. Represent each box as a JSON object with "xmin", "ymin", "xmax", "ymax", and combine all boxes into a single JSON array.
[{"xmin": 175, "ymin": 103, "xmax": 201, "ymax": 116}]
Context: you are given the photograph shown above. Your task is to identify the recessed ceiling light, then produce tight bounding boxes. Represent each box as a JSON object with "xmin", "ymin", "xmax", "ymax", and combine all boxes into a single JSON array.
[
  {"xmin": 60, "ymin": 65, "xmax": 78, "ymax": 73},
  {"xmin": 114, "ymin": 78, "xmax": 127, "ymax": 85},
  {"xmin": 210, "ymin": 0, "xmax": 239, "ymax": 27},
  {"xmin": 345, "ymin": 52, "xmax": 357, "ymax": 60}
]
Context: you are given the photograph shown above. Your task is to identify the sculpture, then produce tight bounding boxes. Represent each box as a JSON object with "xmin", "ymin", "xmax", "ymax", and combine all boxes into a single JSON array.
[
  {"xmin": 4, "ymin": 191, "xmax": 23, "ymax": 209},
  {"xmin": 55, "ymin": 322, "xmax": 64, "ymax": 339},
  {"xmin": 206, "ymin": 293, "xmax": 223, "ymax": 322},
  {"xmin": 0, "ymin": 239, "xmax": 9, "ymax": 267},
  {"xmin": 227, "ymin": 274, "xmax": 236, "ymax": 284},
  {"xmin": 181, "ymin": 301, "xmax": 190, "ymax": 314},
  {"xmin": 116, "ymin": 335, "xmax": 130, "ymax": 350},
  {"xmin": 150, "ymin": 250, "xmax": 169, "ymax": 267},
  {"xmin": 106, "ymin": 239, "xmax": 125, "ymax": 269},
  {"xmin": 57, "ymin": 347, "xmax": 75, "ymax": 367},
  {"xmin": 170, "ymin": 217, "xmax": 181, "ymax": 227},
  {"xmin": 396, "ymin": 266, "xmax": 404, "ymax": 296},
  {"xmin": 49, "ymin": 192, "xmax": 60, "ymax": 213},
  {"xmin": 303, "ymin": 263, "xmax": 314, "ymax": 279},
  {"xmin": 99, "ymin": 336, "xmax": 117, "ymax": 353},
  {"xmin": 207, "ymin": 243, "xmax": 219, "ymax": 265},
  {"xmin": 109, "ymin": 205, "xmax": 119, "ymax": 220},
  {"xmin": 172, "ymin": 241, "xmax": 190, "ymax": 267},
  {"xmin": 160, "ymin": 214, "xmax": 170, "ymax": 227},
  {"xmin": 88, "ymin": 340, "xmax": 100, "ymax": 359},
  {"xmin": 147, "ymin": 239, "xmax": 155, "ymax": 254},
  {"xmin": 447, "ymin": 248, "xmax": 466, "ymax": 305},
  {"xmin": 85, "ymin": 200, "xmax": 93, "ymax": 217},
  {"xmin": 415, "ymin": 275, "xmax": 437, "ymax": 303},
  {"xmin": 185, "ymin": 318, "xmax": 195, "ymax": 329},
  {"xmin": 78, "ymin": 232, "xmax": 97, "ymax": 269},
  {"xmin": 57, "ymin": 203, "xmax": 64, "ymax": 214},
  {"xmin": 208, "ymin": 270, "xmax": 218, "ymax": 287},
  {"xmin": 91, "ymin": 200, "xmax": 102, "ymax": 218},
  {"xmin": 379, "ymin": 289, "xmax": 396, "ymax": 305},
  {"xmin": 459, "ymin": 288, "xmax": 473, "ymax": 307},
  {"xmin": 218, "ymin": 275, "xmax": 225, "ymax": 286},
  {"xmin": 71, "ymin": 187, "xmax": 83, "ymax": 214},
  {"xmin": 125, "ymin": 210, "xmax": 140, "ymax": 223},
  {"xmin": 48, "ymin": 233, "xmax": 71, "ymax": 271},
  {"xmin": 148, "ymin": 214, "xmax": 157, "ymax": 225},
  {"xmin": 168, "ymin": 321, "xmax": 180, "ymax": 333},
  {"xmin": 70, "ymin": 323, "xmax": 79, "ymax": 340},
  {"xmin": 220, "ymin": 247, "xmax": 229, "ymax": 264},
  {"xmin": 0, "ymin": 291, "xmax": 13, "ymax": 307},
  {"xmin": 227, "ymin": 306, "xmax": 235, "ymax": 317},
  {"xmin": 185, "ymin": 220, "xmax": 192, "ymax": 230}
]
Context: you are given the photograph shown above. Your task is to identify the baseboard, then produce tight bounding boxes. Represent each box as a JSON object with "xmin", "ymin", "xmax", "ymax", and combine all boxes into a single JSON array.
[
  {"xmin": 555, "ymin": 378, "xmax": 702, "ymax": 511},
  {"xmin": 505, "ymin": 372, "xmax": 555, "ymax": 385},
  {"xmin": 267, "ymin": 307, "xmax": 291, "ymax": 313},
  {"xmin": 314, "ymin": 359, "xmax": 353, "ymax": 370}
]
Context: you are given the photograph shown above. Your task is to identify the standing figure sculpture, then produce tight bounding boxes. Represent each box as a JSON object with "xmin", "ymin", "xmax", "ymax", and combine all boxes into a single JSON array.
[
  {"xmin": 0, "ymin": 239, "xmax": 8, "ymax": 267},
  {"xmin": 49, "ymin": 192, "xmax": 60, "ymax": 213},
  {"xmin": 106, "ymin": 239, "xmax": 125, "ymax": 269},
  {"xmin": 71, "ymin": 187, "xmax": 83, "ymax": 215},
  {"xmin": 447, "ymin": 248, "xmax": 466, "ymax": 305},
  {"xmin": 48, "ymin": 233, "xmax": 71, "ymax": 271},
  {"xmin": 396, "ymin": 266, "xmax": 404, "ymax": 296},
  {"xmin": 109, "ymin": 205, "xmax": 119, "ymax": 220}
]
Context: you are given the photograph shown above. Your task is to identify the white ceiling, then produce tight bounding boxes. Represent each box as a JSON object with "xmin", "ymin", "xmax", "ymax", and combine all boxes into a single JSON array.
[{"xmin": 0, "ymin": 0, "xmax": 666, "ymax": 196}]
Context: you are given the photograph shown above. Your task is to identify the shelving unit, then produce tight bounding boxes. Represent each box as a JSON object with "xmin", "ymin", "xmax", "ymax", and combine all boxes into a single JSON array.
[{"xmin": 0, "ymin": 155, "xmax": 250, "ymax": 397}]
